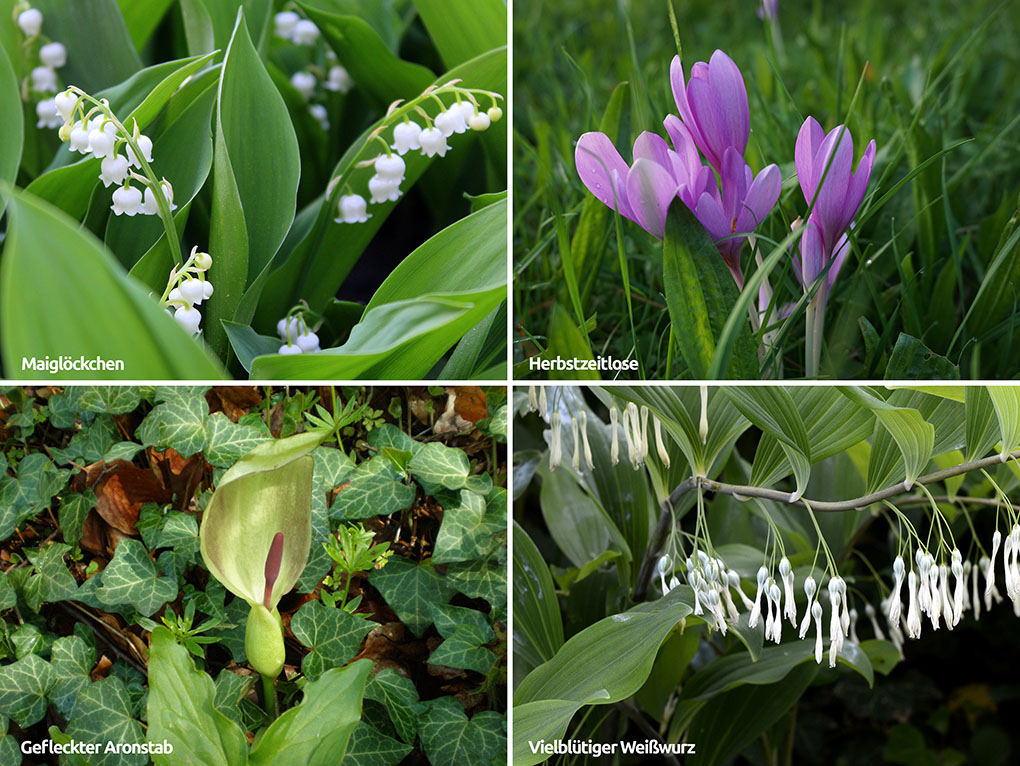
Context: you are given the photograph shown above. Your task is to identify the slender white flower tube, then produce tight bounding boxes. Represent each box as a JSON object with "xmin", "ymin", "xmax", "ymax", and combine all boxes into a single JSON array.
[
  {"xmin": 609, "ymin": 403, "xmax": 620, "ymax": 465},
  {"xmin": 637, "ymin": 406, "xmax": 650, "ymax": 463},
  {"xmin": 906, "ymin": 571, "xmax": 921, "ymax": 639},
  {"xmin": 653, "ymin": 418, "xmax": 670, "ymax": 468},
  {"xmin": 849, "ymin": 608, "xmax": 859, "ymax": 644},
  {"xmin": 811, "ymin": 601, "xmax": 824, "ymax": 664},
  {"xmin": 548, "ymin": 411, "xmax": 562, "ymax": 470},
  {"xmin": 865, "ymin": 603, "xmax": 885, "ymax": 640},
  {"xmin": 657, "ymin": 556, "xmax": 671, "ymax": 596},
  {"xmin": 798, "ymin": 575, "xmax": 817, "ymax": 638},
  {"xmin": 570, "ymin": 417, "xmax": 581, "ymax": 472},
  {"xmin": 621, "ymin": 404, "xmax": 637, "ymax": 468},
  {"xmin": 985, "ymin": 529, "xmax": 1002, "ymax": 609},
  {"xmin": 889, "ymin": 556, "xmax": 905, "ymax": 623},
  {"xmin": 951, "ymin": 551, "xmax": 965, "ymax": 626},
  {"xmin": 938, "ymin": 565, "xmax": 953, "ymax": 629},
  {"xmin": 729, "ymin": 570, "xmax": 755, "ymax": 611},
  {"xmin": 699, "ymin": 385, "xmax": 709, "ymax": 444},
  {"xmin": 768, "ymin": 581, "xmax": 783, "ymax": 643},
  {"xmin": 748, "ymin": 566, "xmax": 768, "ymax": 628},
  {"xmin": 527, "ymin": 386, "xmax": 538, "ymax": 413},
  {"xmin": 970, "ymin": 560, "xmax": 981, "ymax": 620},
  {"xmin": 917, "ymin": 552, "xmax": 931, "ymax": 615},
  {"xmin": 539, "ymin": 387, "xmax": 548, "ymax": 420},
  {"xmin": 578, "ymin": 411, "xmax": 593, "ymax": 470},
  {"xmin": 780, "ymin": 556, "xmax": 796, "ymax": 626},
  {"xmin": 827, "ymin": 578, "xmax": 843, "ymax": 664},
  {"xmin": 721, "ymin": 579, "xmax": 740, "ymax": 622}
]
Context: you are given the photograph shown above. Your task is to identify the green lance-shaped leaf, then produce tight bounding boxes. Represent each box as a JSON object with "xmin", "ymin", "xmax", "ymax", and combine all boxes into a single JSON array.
[
  {"xmin": 987, "ymin": 386, "xmax": 1020, "ymax": 461},
  {"xmin": 199, "ymin": 431, "xmax": 324, "ymax": 676}
]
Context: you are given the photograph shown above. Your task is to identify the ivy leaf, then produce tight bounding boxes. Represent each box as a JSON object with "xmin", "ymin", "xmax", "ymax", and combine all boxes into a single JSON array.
[
  {"xmin": 429, "ymin": 604, "xmax": 496, "ymax": 675},
  {"xmin": 419, "ymin": 696, "xmax": 506, "ymax": 766},
  {"xmin": 50, "ymin": 636, "xmax": 96, "ymax": 718},
  {"xmin": 0, "ymin": 653, "xmax": 55, "ymax": 727},
  {"xmin": 290, "ymin": 600, "xmax": 374, "ymax": 680},
  {"xmin": 66, "ymin": 677, "xmax": 146, "ymax": 766},
  {"xmin": 364, "ymin": 669, "xmax": 421, "ymax": 744},
  {"xmin": 313, "ymin": 445, "xmax": 357, "ymax": 489},
  {"xmin": 408, "ymin": 442, "xmax": 469, "ymax": 493},
  {"xmin": 155, "ymin": 512, "xmax": 200, "ymax": 579},
  {"xmin": 204, "ymin": 412, "xmax": 270, "ymax": 467},
  {"xmin": 366, "ymin": 424, "xmax": 421, "ymax": 455},
  {"xmin": 433, "ymin": 488, "xmax": 506, "ymax": 564},
  {"xmin": 59, "ymin": 489, "xmax": 96, "ymax": 549},
  {"xmin": 97, "ymin": 539, "xmax": 178, "ymax": 616},
  {"xmin": 137, "ymin": 391, "xmax": 209, "ymax": 457},
  {"xmin": 0, "ymin": 453, "xmax": 71, "ymax": 534},
  {"xmin": 0, "ymin": 718, "xmax": 18, "ymax": 764},
  {"xmin": 77, "ymin": 386, "xmax": 142, "ymax": 414},
  {"xmin": 345, "ymin": 720, "xmax": 413, "ymax": 766},
  {"xmin": 213, "ymin": 670, "xmax": 254, "ymax": 727},
  {"xmin": 50, "ymin": 415, "xmax": 118, "ymax": 465},
  {"xmin": 0, "ymin": 574, "xmax": 15, "ymax": 611},
  {"xmin": 22, "ymin": 543, "xmax": 78, "ymax": 612},
  {"xmin": 103, "ymin": 441, "xmax": 148, "ymax": 462},
  {"xmin": 446, "ymin": 552, "xmax": 507, "ymax": 613},
  {"xmin": 330, "ymin": 458, "xmax": 415, "ymax": 521},
  {"xmin": 369, "ymin": 557, "xmax": 453, "ymax": 637}
]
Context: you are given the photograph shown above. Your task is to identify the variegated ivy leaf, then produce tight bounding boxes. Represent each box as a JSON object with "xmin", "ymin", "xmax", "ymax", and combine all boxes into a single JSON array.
[
  {"xmin": 66, "ymin": 677, "xmax": 147, "ymax": 766},
  {"xmin": 345, "ymin": 720, "xmax": 413, "ymax": 766},
  {"xmin": 136, "ymin": 390, "xmax": 209, "ymax": 457},
  {"xmin": 408, "ymin": 442, "xmax": 470, "ymax": 494},
  {"xmin": 446, "ymin": 551, "xmax": 507, "ymax": 613},
  {"xmin": 419, "ymin": 696, "xmax": 506, "ymax": 766},
  {"xmin": 0, "ymin": 573, "xmax": 15, "ymax": 611},
  {"xmin": 290, "ymin": 600, "xmax": 374, "ymax": 680},
  {"xmin": 50, "ymin": 636, "xmax": 96, "ymax": 717},
  {"xmin": 204, "ymin": 412, "xmax": 271, "ymax": 467},
  {"xmin": 370, "ymin": 557, "xmax": 453, "ymax": 637},
  {"xmin": 0, "ymin": 452, "xmax": 71, "ymax": 535},
  {"xmin": 96, "ymin": 539, "xmax": 178, "ymax": 616},
  {"xmin": 22, "ymin": 542, "xmax": 78, "ymax": 612},
  {"xmin": 0, "ymin": 653, "xmax": 55, "ymax": 727},
  {"xmin": 366, "ymin": 423, "xmax": 421, "ymax": 455},
  {"xmin": 314, "ymin": 445, "xmax": 357, "ymax": 489},
  {"xmin": 432, "ymin": 488, "xmax": 506, "ymax": 565},
  {"xmin": 364, "ymin": 669, "xmax": 421, "ymax": 744},
  {"xmin": 77, "ymin": 386, "xmax": 142, "ymax": 414},
  {"xmin": 330, "ymin": 457, "xmax": 415, "ymax": 521},
  {"xmin": 213, "ymin": 670, "xmax": 254, "ymax": 727},
  {"xmin": 49, "ymin": 414, "xmax": 118, "ymax": 466},
  {"xmin": 102, "ymin": 441, "xmax": 147, "ymax": 463},
  {"xmin": 429, "ymin": 604, "xmax": 496, "ymax": 675},
  {"xmin": 0, "ymin": 717, "xmax": 18, "ymax": 764}
]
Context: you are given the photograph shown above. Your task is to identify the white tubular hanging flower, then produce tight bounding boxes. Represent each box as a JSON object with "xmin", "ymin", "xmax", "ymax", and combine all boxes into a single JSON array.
[
  {"xmin": 927, "ymin": 562, "xmax": 941, "ymax": 629},
  {"xmin": 865, "ymin": 603, "xmax": 885, "ymax": 641},
  {"xmin": 391, "ymin": 120, "xmax": 422, "ymax": 154},
  {"xmin": 707, "ymin": 588, "xmax": 728, "ymax": 635},
  {"xmin": 688, "ymin": 567, "xmax": 703, "ymax": 615},
  {"xmin": 111, "ymin": 185, "xmax": 143, "ymax": 216},
  {"xmin": 638, "ymin": 406, "xmax": 650, "ymax": 463},
  {"xmin": 657, "ymin": 556, "xmax": 672, "ymax": 596},
  {"xmin": 30, "ymin": 66, "xmax": 57, "ymax": 93},
  {"xmin": 780, "ymin": 556, "xmax": 796, "ymax": 626},
  {"xmin": 578, "ymin": 410, "xmax": 593, "ymax": 470},
  {"xmin": 798, "ymin": 575, "xmax": 817, "ymax": 638},
  {"xmin": 35, "ymin": 99, "xmax": 60, "ymax": 129},
  {"xmin": 938, "ymin": 565, "xmax": 953, "ymax": 629},
  {"xmin": 811, "ymin": 601, "xmax": 824, "ymax": 664},
  {"xmin": 729, "ymin": 570, "xmax": 755, "ymax": 611},
  {"xmin": 335, "ymin": 193, "xmax": 371, "ymax": 224},
  {"xmin": 721, "ymin": 573, "xmax": 741, "ymax": 622},
  {"xmin": 418, "ymin": 126, "xmax": 449, "ymax": 157},
  {"xmin": 889, "ymin": 556, "xmax": 905, "ymax": 624},
  {"xmin": 621, "ymin": 404, "xmax": 637, "ymax": 468},
  {"xmin": 291, "ymin": 71, "xmax": 317, "ymax": 101},
  {"xmin": 291, "ymin": 19, "xmax": 320, "ymax": 45},
  {"xmin": 849, "ymin": 608, "xmax": 859, "ymax": 644},
  {"xmin": 827, "ymin": 577, "xmax": 846, "ymax": 666},
  {"xmin": 570, "ymin": 416, "xmax": 581, "ymax": 472},
  {"xmin": 174, "ymin": 305, "xmax": 201, "ymax": 335},
  {"xmin": 917, "ymin": 551, "xmax": 931, "ymax": 615},
  {"xmin": 609, "ymin": 402, "xmax": 620, "ymax": 465},
  {"xmin": 18, "ymin": 8, "xmax": 43, "ymax": 37},
  {"xmin": 273, "ymin": 10, "xmax": 300, "ymax": 39},
  {"xmin": 906, "ymin": 571, "xmax": 921, "ymax": 639},
  {"xmin": 699, "ymin": 385, "xmax": 709, "ymax": 444},
  {"xmin": 838, "ymin": 577, "xmax": 850, "ymax": 635},
  {"xmin": 527, "ymin": 386, "xmax": 538, "ymax": 413},
  {"xmin": 325, "ymin": 65, "xmax": 354, "ymax": 93},
  {"xmin": 767, "ymin": 581, "xmax": 783, "ymax": 643},
  {"xmin": 538, "ymin": 386, "xmax": 548, "ymax": 419},
  {"xmin": 548, "ymin": 411, "xmax": 562, "ymax": 470},
  {"xmin": 985, "ymin": 530, "xmax": 1003, "ymax": 609},
  {"xmin": 748, "ymin": 566, "xmax": 768, "ymax": 628},
  {"xmin": 951, "ymin": 551, "xmax": 965, "ymax": 626},
  {"xmin": 39, "ymin": 41, "xmax": 66, "ymax": 68}
]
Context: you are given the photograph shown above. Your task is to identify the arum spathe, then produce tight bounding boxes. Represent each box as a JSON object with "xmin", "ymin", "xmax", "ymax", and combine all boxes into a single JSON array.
[{"xmin": 199, "ymin": 431, "xmax": 324, "ymax": 677}]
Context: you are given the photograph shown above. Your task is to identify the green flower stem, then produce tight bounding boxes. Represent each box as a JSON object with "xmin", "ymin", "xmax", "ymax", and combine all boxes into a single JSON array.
[{"xmin": 261, "ymin": 672, "xmax": 278, "ymax": 720}]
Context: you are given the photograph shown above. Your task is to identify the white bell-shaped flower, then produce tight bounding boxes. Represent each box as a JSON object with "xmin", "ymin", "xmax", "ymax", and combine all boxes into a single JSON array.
[
  {"xmin": 906, "ymin": 571, "xmax": 921, "ymax": 638},
  {"xmin": 277, "ymin": 316, "xmax": 303, "ymax": 340},
  {"xmin": 418, "ymin": 126, "xmax": 450, "ymax": 158},
  {"xmin": 278, "ymin": 342, "xmax": 302, "ymax": 355},
  {"xmin": 468, "ymin": 110, "xmax": 491, "ymax": 131},
  {"xmin": 69, "ymin": 122, "xmax": 91, "ymax": 153},
  {"xmin": 201, "ymin": 280, "xmax": 214, "ymax": 299},
  {"xmin": 142, "ymin": 180, "xmax": 177, "ymax": 215},
  {"xmin": 274, "ymin": 11, "xmax": 300, "ymax": 38},
  {"xmin": 17, "ymin": 8, "xmax": 43, "ymax": 37},
  {"xmin": 325, "ymin": 65, "xmax": 353, "ymax": 93},
  {"xmin": 167, "ymin": 287, "xmax": 183, "ymax": 304},
  {"xmin": 179, "ymin": 279, "xmax": 205, "ymax": 306},
  {"xmin": 126, "ymin": 134, "xmax": 154, "ymax": 168},
  {"xmin": 35, "ymin": 99, "xmax": 60, "ymax": 128},
  {"xmin": 434, "ymin": 106, "xmax": 467, "ymax": 136},
  {"xmin": 99, "ymin": 154, "xmax": 129, "ymax": 187},
  {"xmin": 88, "ymin": 122, "xmax": 117, "ymax": 158},
  {"xmin": 391, "ymin": 120, "xmax": 422, "ymax": 154},
  {"xmin": 368, "ymin": 174, "xmax": 401, "ymax": 204},
  {"xmin": 111, "ymin": 185, "xmax": 143, "ymax": 216},
  {"xmin": 335, "ymin": 193, "xmax": 370, "ymax": 224},
  {"xmin": 174, "ymin": 305, "xmax": 202, "ymax": 335},
  {"xmin": 291, "ymin": 71, "xmax": 317, "ymax": 101},
  {"xmin": 30, "ymin": 66, "xmax": 57, "ymax": 93},
  {"xmin": 309, "ymin": 104, "xmax": 329, "ymax": 130},
  {"xmin": 54, "ymin": 89, "xmax": 77, "ymax": 122},
  {"xmin": 291, "ymin": 19, "xmax": 319, "ymax": 45},
  {"xmin": 374, "ymin": 153, "xmax": 405, "ymax": 182},
  {"xmin": 747, "ymin": 566, "xmax": 768, "ymax": 628},
  {"xmin": 295, "ymin": 330, "xmax": 320, "ymax": 353},
  {"xmin": 39, "ymin": 42, "xmax": 67, "ymax": 68}
]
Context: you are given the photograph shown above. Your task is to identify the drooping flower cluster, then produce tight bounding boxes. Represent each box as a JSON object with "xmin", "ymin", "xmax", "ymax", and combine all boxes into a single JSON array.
[
  {"xmin": 575, "ymin": 50, "xmax": 781, "ymax": 286},
  {"xmin": 276, "ymin": 309, "xmax": 321, "ymax": 355},
  {"xmin": 333, "ymin": 83, "xmax": 503, "ymax": 225},
  {"xmin": 161, "ymin": 247, "xmax": 214, "ymax": 336},
  {"xmin": 51, "ymin": 87, "xmax": 176, "ymax": 218},
  {"xmin": 13, "ymin": 3, "xmax": 68, "ymax": 129}
]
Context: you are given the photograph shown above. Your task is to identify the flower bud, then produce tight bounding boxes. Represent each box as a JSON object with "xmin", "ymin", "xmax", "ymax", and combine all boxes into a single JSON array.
[
  {"xmin": 468, "ymin": 111, "xmax": 491, "ymax": 131},
  {"xmin": 17, "ymin": 8, "xmax": 43, "ymax": 37},
  {"xmin": 487, "ymin": 106, "xmax": 503, "ymax": 122},
  {"xmin": 193, "ymin": 251, "xmax": 213, "ymax": 270},
  {"xmin": 291, "ymin": 19, "xmax": 319, "ymax": 45},
  {"xmin": 39, "ymin": 42, "xmax": 66, "ymax": 68},
  {"xmin": 245, "ymin": 605, "xmax": 285, "ymax": 678}
]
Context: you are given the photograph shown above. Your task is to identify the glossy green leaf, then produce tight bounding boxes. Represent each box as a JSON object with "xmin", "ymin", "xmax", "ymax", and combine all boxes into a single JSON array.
[
  {"xmin": 987, "ymin": 386, "xmax": 1020, "ymax": 460},
  {"xmin": 50, "ymin": 636, "xmax": 95, "ymax": 718},
  {"xmin": 412, "ymin": 0, "xmax": 505, "ymax": 69},
  {"xmin": 0, "ymin": 44, "xmax": 20, "ymax": 217},
  {"xmin": 346, "ymin": 721, "xmax": 413, "ymax": 766},
  {"xmin": 137, "ymin": 390, "xmax": 209, "ymax": 456},
  {"xmin": 22, "ymin": 543, "xmax": 77, "ymax": 612},
  {"xmin": 512, "ymin": 522, "xmax": 564, "ymax": 668},
  {"xmin": 96, "ymin": 539, "xmax": 178, "ymax": 615},
  {"xmin": 885, "ymin": 333, "xmax": 960, "ymax": 379},
  {"xmin": 290, "ymin": 600, "xmax": 374, "ymax": 680},
  {"xmin": 204, "ymin": 413, "xmax": 270, "ymax": 467},
  {"xmin": 117, "ymin": 0, "xmax": 177, "ymax": 48},
  {"xmin": 419, "ymin": 696, "xmax": 505, "ymax": 766},
  {"xmin": 364, "ymin": 669, "xmax": 421, "ymax": 744},
  {"xmin": 446, "ymin": 552, "xmax": 506, "ymax": 610},
  {"xmin": 433, "ymin": 489, "xmax": 505, "ymax": 565},
  {"xmin": 0, "ymin": 654, "xmax": 55, "ymax": 727},
  {"xmin": 370, "ymin": 557, "xmax": 453, "ymax": 637},
  {"xmin": 206, "ymin": 8, "xmax": 300, "ymax": 358},
  {"xmin": 965, "ymin": 385, "xmax": 999, "ymax": 460},
  {"xmin": 66, "ymin": 677, "xmax": 146, "ymax": 765},
  {"xmin": 662, "ymin": 202, "xmax": 757, "ymax": 379},
  {"xmin": 249, "ymin": 659, "xmax": 371, "ymax": 766},
  {"xmin": 147, "ymin": 627, "xmax": 249, "ymax": 766},
  {"xmin": 328, "ymin": 457, "xmax": 415, "ymax": 520}
]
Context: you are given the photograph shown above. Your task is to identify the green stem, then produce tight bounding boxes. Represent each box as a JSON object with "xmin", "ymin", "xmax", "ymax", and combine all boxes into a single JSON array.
[{"xmin": 261, "ymin": 673, "xmax": 278, "ymax": 720}]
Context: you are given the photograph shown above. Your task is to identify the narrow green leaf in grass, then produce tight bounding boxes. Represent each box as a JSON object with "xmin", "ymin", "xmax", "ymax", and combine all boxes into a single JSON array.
[
  {"xmin": 0, "ymin": 187, "xmax": 226, "ymax": 379},
  {"xmin": 663, "ymin": 202, "xmax": 758, "ymax": 379},
  {"xmin": 884, "ymin": 333, "xmax": 960, "ymax": 380},
  {"xmin": 545, "ymin": 303, "xmax": 599, "ymax": 380},
  {"xmin": 987, "ymin": 386, "xmax": 1020, "ymax": 461},
  {"xmin": 512, "ymin": 521, "xmax": 564, "ymax": 668}
]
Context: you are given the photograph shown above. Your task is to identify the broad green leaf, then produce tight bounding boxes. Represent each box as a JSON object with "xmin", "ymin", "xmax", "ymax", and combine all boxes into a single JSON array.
[
  {"xmin": 204, "ymin": 412, "xmax": 270, "ymax": 467},
  {"xmin": 370, "ymin": 557, "xmax": 453, "ymax": 637},
  {"xmin": 839, "ymin": 386, "xmax": 935, "ymax": 490},
  {"xmin": 364, "ymin": 669, "xmax": 420, "ymax": 745},
  {"xmin": 96, "ymin": 539, "xmax": 178, "ymax": 615},
  {"xmin": 419, "ymin": 696, "xmax": 505, "ymax": 766},
  {"xmin": 66, "ymin": 677, "xmax": 146, "ymax": 766},
  {"xmin": 411, "ymin": 0, "xmax": 505, "ymax": 69},
  {"xmin": 987, "ymin": 386, "xmax": 1020, "ymax": 460},
  {"xmin": 0, "ymin": 43, "xmax": 20, "ymax": 217},
  {"xmin": 429, "ymin": 604, "xmax": 496, "ymax": 675},
  {"xmin": 290, "ymin": 600, "xmax": 374, "ymax": 680},
  {"xmin": 249, "ymin": 660, "xmax": 372, "ymax": 766},
  {"xmin": 50, "ymin": 636, "xmax": 96, "ymax": 718},
  {"xmin": 545, "ymin": 303, "xmax": 598, "ymax": 380},
  {"xmin": 222, "ymin": 321, "xmax": 280, "ymax": 373},
  {"xmin": 212, "ymin": 670, "xmax": 253, "ymax": 727},
  {"xmin": 512, "ymin": 521, "xmax": 565, "ymax": 668},
  {"xmin": 861, "ymin": 638, "xmax": 901, "ymax": 676},
  {"xmin": 206, "ymin": 8, "xmax": 300, "ymax": 358},
  {"xmin": 329, "ymin": 457, "xmax": 415, "ymax": 521},
  {"xmin": 965, "ymin": 385, "xmax": 999, "ymax": 460},
  {"xmin": 0, "ymin": 575, "xmax": 15, "ymax": 611},
  {"xmin": 23, "ymin": 543, "xmax": 77, "ymax": 612},
  {"xmin": 0, "ymin": 452, "xmax": 71, "ymax": 534},
  {"xmin": 0, "ymin": 653, "xmax": 55, "ymax": 727},
  {"xmin": 433, "ymin": 489, "xmax": 505, "ymax": 565},
  {"xmin": 346, "ymin": 721, "xmax": 413, "ymax": 766},
  {"xmin": 538, "ymin": 462, "xmax": 612, "ymax": 569},
  {"xmin": 446, "ymin": 550, "xmax": 506, "ymax": 610},
  {"xmin": 147, "ymin": 627, "xmax": 249, "ymax": 766},
  {"xmin": 77, "ymin": 386, "xmax": 142, "ymax": 414},
  {"xmin": 137, "ymin": 390, "xmax": 210, "ymax": 457},
  {"xmin": 118, "ymin": 0, "xmax": 177, "ymax": 48},
  {"xmin": 409, "ymin": 442, "xmax": 470, "ymax": 492},
  {"xmin": 0, "ymin": 187, "xmax": 226, "ymax": 379},
  {"xmin": 662, "ymin": 203, "xmax": 757, "ymax": 379},
  {"xmin": 884, "ymin": 334, "xmax": 960, "ymax": 379},
  {"xmin": 58, "ymin": 490, "xmax": 96, "ymax": 550},
  {"xmin": 440, "ymin": 303, "xmax": 507, "ymax": 379}
]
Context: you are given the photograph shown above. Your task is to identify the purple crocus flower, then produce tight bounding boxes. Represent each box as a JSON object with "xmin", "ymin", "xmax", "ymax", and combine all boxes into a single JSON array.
[
  {"xmin": 670, "ymin": 50, "xmax": 749, "ymax": 174},
  {"xmin": 794, "ymin": 116, "xmax": 876, "ymax": 289}
]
